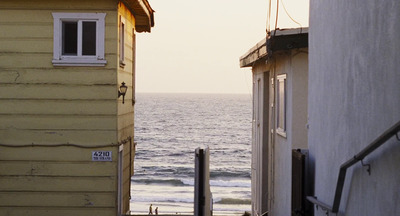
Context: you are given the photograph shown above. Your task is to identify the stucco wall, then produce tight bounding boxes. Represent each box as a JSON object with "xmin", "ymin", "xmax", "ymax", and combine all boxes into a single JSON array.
[
  {"xmin": 309, "ymin": 0, "xmax": 400, "ymax": 215},
  {"xmin": 291, "ymin": 51, "xmax": 308, "ymax": 150},
  {"xmin": 272, "ymin": 49, "xmax": 308, "ymax": 216},
  {"xmin": 273, "ymin": 53, "xmax": 293, "ymax": 216},
  {"xmin": 249, "ymin": 49, "xmax": 308, "ymax": 216}
]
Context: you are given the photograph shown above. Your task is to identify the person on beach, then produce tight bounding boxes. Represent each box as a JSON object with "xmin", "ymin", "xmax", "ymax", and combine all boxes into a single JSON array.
[
  {"xmin": 155, "ymin": 207, "xmax": 158, "ymax": 215},
  {"xmin": 149, "ymin": 204, "xmax": 153, "ymax": 215}
]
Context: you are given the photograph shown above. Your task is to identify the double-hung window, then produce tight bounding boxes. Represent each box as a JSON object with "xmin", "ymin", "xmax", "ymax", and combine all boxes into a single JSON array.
[
  {"xmin": 119, "ymin": 16, "xmax": 126, "ymax": 67},
  {"xmin": 52, "ymin": 13, "xmax": 106, "ymax": 66},
  {"xmin": 276, "ymin": 74, "xmax": 287, "ymax": 137}
]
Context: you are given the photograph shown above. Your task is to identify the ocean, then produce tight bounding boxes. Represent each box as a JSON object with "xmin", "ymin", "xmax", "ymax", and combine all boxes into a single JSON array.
[{"xmin": 131, "ymin": 93, "xmax": 252, "ymax": 215}]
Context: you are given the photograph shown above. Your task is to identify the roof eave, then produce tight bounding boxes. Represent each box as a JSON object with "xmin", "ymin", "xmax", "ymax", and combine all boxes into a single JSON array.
[
  {"xmin": 239, "ymin": 37, "xmax": 268, "ymax": 68},
  {"xmin": 240, "ymin": 27, "xmax": 309, "ymax": 68},
  {"xmin": 121, "ymin": 0, "xmax": 155, "ymax": 33}
]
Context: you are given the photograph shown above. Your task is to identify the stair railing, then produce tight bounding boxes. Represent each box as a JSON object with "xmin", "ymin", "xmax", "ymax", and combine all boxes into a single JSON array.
[{"xmin": 306, "ymin": 120, "xmax": 400, "ymax": 214}]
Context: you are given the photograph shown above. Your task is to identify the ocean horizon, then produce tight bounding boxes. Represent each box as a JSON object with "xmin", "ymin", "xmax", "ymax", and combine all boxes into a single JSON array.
[{"xmin": 131, "ymin": 93, "xmax": 252, "ymax": 215}]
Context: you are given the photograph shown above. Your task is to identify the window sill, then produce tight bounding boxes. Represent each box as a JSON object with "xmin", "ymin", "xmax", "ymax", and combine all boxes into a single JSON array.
[
  {"xmin": 119, "ymin": 60, "xmax": 126, "ymax": 68},
  {"xmin": 276, "ymin": 128, "xmax": 287, "ymax": 138},
  {"xmin": 52, "ymin": 59, "xmax": 107, "ymax": 67}
]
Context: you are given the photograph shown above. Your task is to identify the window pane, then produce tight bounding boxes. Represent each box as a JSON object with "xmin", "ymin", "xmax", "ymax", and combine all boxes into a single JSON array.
[
  {"xmin": 82, "ymin": 21, "xmax": 96, "ymax": 55},
  {"xmin": 62, "ymin": 22, "xmax": 77, "ymax": 55},
  {"xmin": 277, "ymin": 75, "xmax": 287, "ymax": 132},
  {"xmin": 278, "ymin": 79, "xmax": 286, "ymax": 129},
  {"xmin": 120, "ymin": 22, "xmax": 125, "ymax": 61}
]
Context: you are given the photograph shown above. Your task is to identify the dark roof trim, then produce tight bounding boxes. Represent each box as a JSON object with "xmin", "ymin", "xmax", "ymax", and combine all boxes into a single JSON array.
[
  {"xmin": 121, "ymin": 0, "xmax": 155, "ymax": 33},
  {"xmin": 240, "ymin": 28, "xmax": 308, "ymax": 68},
  {"xmin": 267, "ymin": 28, "xmax": 308, "ymax": 55},
  {"xmin": 239, "ymin": 37, "xmax": 268, "ymax": 68}
]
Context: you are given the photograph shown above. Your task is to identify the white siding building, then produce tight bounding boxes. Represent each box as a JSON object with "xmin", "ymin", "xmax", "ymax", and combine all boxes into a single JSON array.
[{"xmin": 240, "ymin": 28, "xmax": 310, "ymax": 216}]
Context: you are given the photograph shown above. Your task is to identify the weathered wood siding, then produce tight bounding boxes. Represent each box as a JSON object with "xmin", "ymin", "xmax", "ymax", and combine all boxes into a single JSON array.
[
  {"xmin": 0, "ymin": 0, "xmax": 120, "ymax": 215},
  {"xmin": 118, "ymin": 2, "xmax": 136, "ymax": 213}
]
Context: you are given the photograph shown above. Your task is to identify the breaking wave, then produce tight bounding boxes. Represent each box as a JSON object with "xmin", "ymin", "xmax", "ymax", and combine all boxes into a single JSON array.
[
  {"xmin": 132, "ymin": 178, "xmax": 250, "ymax": 188},
  {"xmin": 215, "ymin": 198, "xmax": 252, "ymax": 205}
]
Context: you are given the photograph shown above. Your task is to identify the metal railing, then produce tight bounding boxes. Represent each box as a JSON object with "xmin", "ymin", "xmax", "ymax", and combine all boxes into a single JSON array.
[{"xmin": 307, "ymin": 120, "xmax": 400, "ymax": 213}]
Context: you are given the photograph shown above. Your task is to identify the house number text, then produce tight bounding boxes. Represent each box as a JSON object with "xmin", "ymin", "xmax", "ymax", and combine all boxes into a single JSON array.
[{"xmin": 92, "ymin": 151, "xmax": 112, "ymax": 161}]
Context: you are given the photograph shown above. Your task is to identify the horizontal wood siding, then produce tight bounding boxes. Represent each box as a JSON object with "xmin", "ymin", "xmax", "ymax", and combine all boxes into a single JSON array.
[
  {"xmin": 0, "ymin": 68, "xmax": 116, "ymax": 85},
  {"xmin": 0, "ymin": 208, "xmax": 116, "ymax": 216},
  {"xmin": 0, "ymin": 176, "xmax": 116, "ymax": 192},
  {"xmin": 0, "ymin": 148, "xmax": 119, "ymax": 215},
  {"xmin": 0, "ymin": 192, "xmax": 115, "ymax": 207},
  {"xmin": 117, "ymin": 2, "xmax": 135, "ymax": 140},
  {"xmin": 118, "ymin": 3, "xmax": 136, "ymax": 213},
  {"xmin": 0, "ymin": 130, "xmax": 117, "ymax": 145},
  {"xmin": 0, "ymin": 146, "xmax": 116, "ymax": 161},
  {"xmin": 0, "ymin": 0, "xmax": 120, "ymax": 215},
  {"xmin": 122, "ymin": 140, "xmax": 135, "ymax": 213},
  {"xmin": 0, "ymin": 161, "xmax": 117, "ymax": 176},
  {"xmin": 0, "ymin": 0, "xmax": 116, "ymax": 10},
  {"xmin": 0, "ymin": 0, "xmax": 119, "ymax": 143}
]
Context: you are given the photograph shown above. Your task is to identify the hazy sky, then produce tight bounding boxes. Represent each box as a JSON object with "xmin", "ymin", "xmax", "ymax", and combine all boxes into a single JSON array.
[{"xmin": 136, "ymin": 0, "xmax": 309, "ymax": 94}]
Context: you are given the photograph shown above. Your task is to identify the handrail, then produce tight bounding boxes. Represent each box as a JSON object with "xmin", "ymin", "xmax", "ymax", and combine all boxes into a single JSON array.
[{"xmin": 307, "ymin": 120, "xmax": 400, "ymax": 213}]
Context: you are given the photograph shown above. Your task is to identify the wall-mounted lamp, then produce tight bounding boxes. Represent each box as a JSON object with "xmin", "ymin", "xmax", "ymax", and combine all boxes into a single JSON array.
[{"xmin": 118, "ymin": 82, "xmax": 128, "ymax": 104}]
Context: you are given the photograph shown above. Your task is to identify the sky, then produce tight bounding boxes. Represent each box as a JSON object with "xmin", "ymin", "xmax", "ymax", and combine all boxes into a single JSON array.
[{"xmin": 135, "ymin": 0, "xmax": 309, "ymax": 94}]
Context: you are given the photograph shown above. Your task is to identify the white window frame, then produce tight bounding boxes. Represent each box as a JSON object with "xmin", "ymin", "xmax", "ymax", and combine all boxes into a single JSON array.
[
  {"xmin": 276, "ymin": 74, "xmax": 287, "ymax": 137},
  {"xmin": 52, "ymin": 12, "xmax": 107, "ymax": 66},
  {"xmin": 132, "ymin": 27, "xmax": 136, "ymax": 105},
  {"xmin": 119, "ymin": 16, "xmax": 126, "ymax": 67}
]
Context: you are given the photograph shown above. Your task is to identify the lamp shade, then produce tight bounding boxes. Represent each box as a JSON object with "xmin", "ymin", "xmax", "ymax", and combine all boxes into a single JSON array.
[{"xmin": 120, "ymin": 82, "xmax": 128, "ymax": 94}]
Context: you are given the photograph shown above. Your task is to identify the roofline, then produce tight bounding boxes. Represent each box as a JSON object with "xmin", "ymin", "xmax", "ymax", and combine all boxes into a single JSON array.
[
  {"xmin": 121, "ymin": 0, "xmax": 155, "ymax": 33},
  {"xmin": 240, "ymin": 27, "xmax": 308, "ymax": 68},
  {"xmin": 140, "ymin": 0, "xmax": 155, "ymax": 27}
]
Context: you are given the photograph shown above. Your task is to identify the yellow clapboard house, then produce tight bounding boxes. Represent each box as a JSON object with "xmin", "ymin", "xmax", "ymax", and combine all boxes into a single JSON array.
[{"xmin": 0, "ymin": 0, "xmax": 154, "ymax": 215}]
